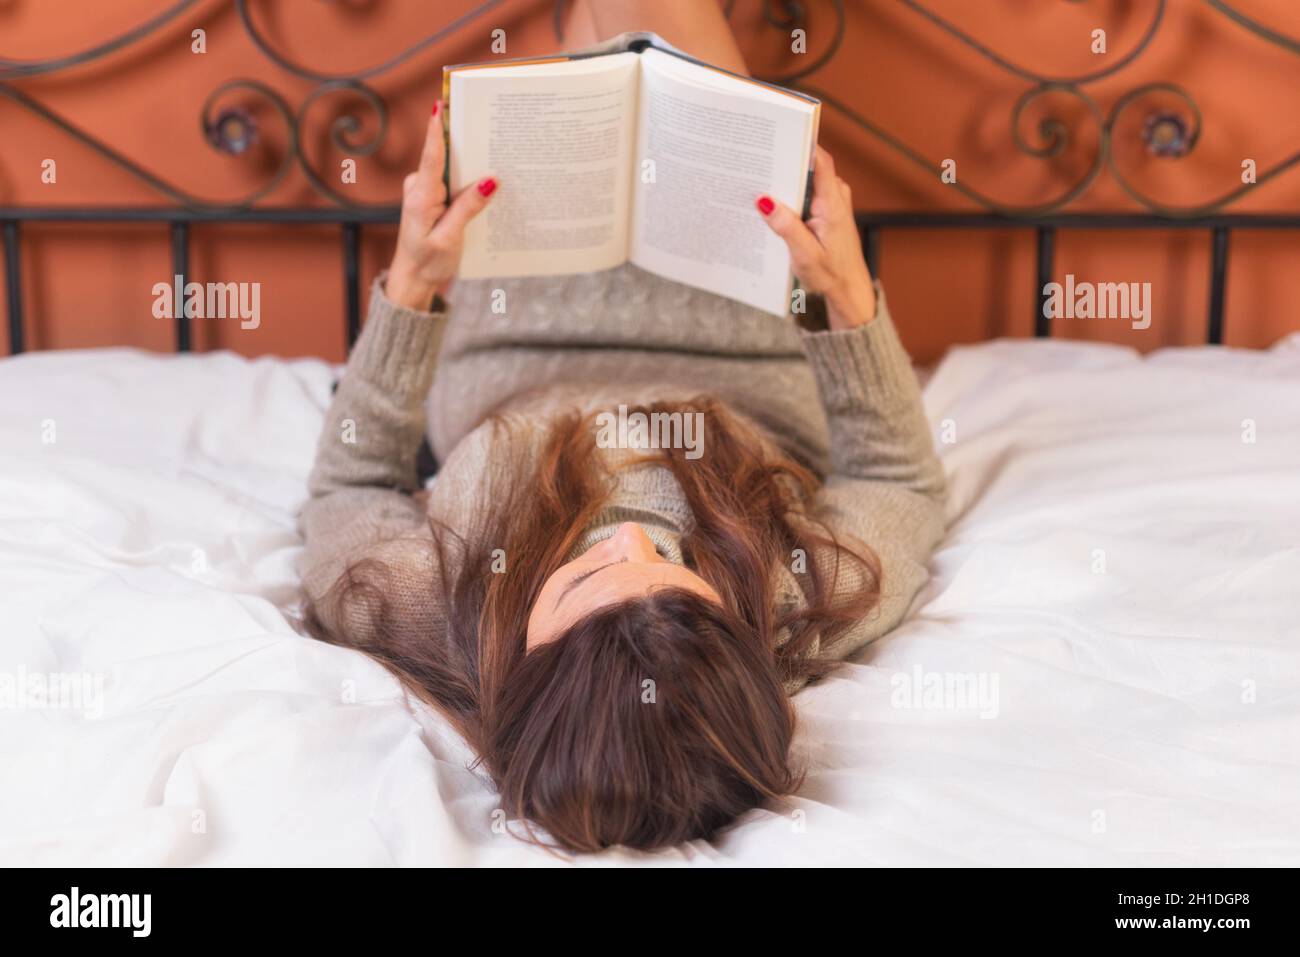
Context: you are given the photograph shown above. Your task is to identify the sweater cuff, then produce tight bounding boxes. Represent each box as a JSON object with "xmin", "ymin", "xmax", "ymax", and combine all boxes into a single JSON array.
[
  {"xmin": 798, "ymin": 283, "xmax": 919, "ymax": 413},
  {"xmin": 346, "ymin": 272, "xmax": 449, "ymax": 400}
]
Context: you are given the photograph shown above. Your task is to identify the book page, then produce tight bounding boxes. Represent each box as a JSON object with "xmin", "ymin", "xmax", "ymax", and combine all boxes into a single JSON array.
[
  {"xmin": 628, "ymin": 49, "xmax": 816, "ymax": 316},
  {"xmin": 449, "ymin": 53, "xmax": 639, "ymax": 278}
]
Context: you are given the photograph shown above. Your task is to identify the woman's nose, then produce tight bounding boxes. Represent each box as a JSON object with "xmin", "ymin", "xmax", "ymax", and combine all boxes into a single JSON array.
[{"xmin": 610, "ymin": 522, "xmax": 659, "ymax": 560}]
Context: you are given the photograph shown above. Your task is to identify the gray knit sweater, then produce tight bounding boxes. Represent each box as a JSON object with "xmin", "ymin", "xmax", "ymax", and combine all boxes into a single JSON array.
[{"xmin": 300, "ymin": 265, "xmax": 946, "ymax": 693}]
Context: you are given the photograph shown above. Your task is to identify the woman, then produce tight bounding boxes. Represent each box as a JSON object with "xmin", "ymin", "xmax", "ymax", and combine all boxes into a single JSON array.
[{"xmin": 300, "ymin": 0, "xmax": 945, "ymax": 852}]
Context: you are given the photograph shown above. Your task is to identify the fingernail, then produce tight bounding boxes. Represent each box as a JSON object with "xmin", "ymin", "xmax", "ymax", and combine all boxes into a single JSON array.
[
  {"xmin": 756, "ymin": 195, "xmax": 774, "ymax": 216},
  {"xmin": 431, "ymin": 101, "xmax": 440, "ymax": 118},
  {"xmin": 477, "ymin": 177, "xmax": 497, "ymax": 197}
]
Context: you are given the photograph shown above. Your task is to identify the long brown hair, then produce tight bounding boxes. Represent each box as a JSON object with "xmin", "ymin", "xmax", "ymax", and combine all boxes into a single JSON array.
[{"xmin": 304, "ymin": 398, "xmax": 880, "ymax": 852}]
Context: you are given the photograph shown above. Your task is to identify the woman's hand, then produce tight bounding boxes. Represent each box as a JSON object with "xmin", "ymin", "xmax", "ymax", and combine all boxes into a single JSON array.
[
  {"xmin": 385, "ymin": 102, "xmax": 498, "ymax": 310},
  {"xmin": 756, "ymin": 146, "xmax": 876, "ymax": 330}
]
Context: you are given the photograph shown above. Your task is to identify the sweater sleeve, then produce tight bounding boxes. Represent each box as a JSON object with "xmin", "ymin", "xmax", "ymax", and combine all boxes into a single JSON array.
[
  {"xmin": 298, "ymin": 275, "xmax": 449, "ymax": 644},
  {"xmin": 795, "ymin": 283, "xmax": 947, "ymax": 669}
]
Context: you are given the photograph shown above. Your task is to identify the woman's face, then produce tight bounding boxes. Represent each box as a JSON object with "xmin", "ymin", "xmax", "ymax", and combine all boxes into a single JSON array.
[{"xmin": 526, "ymin": 522, "xmax": 722, "ymax": 649}]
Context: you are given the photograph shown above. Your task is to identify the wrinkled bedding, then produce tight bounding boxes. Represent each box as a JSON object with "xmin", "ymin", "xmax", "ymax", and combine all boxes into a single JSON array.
[{"xmin": 2, "ymin": 332, "xmax": 1297, "ymax": 865}]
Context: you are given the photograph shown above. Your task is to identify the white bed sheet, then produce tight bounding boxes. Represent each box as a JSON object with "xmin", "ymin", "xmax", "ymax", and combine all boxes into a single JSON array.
[{"xmin": 1, "ymin": 332, "xmax": 1297, "ymax": 866}]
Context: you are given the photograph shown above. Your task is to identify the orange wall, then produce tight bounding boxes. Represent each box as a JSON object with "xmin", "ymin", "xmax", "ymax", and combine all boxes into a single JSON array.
[{"xmin": 2, "ymin": 0, "xmax": 1298, "ymax": 363}]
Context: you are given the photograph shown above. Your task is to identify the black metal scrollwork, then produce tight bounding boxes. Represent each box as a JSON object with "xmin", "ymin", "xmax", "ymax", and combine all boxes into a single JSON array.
[
  {"xmin": 0, "ymin": 0, "xmax": 203, "ymax": 78},
  {"xmin": 232, "ymin": 0, "xmax": 507, "ymax": 83},
  {"xmin": 0, "ymin": 0, "xmax": 506, "ymax": 210},
  {"xmin": 0, "ymin": 0, "xmax": 1297, "ymax": 216},
  {"xmin": 720, "ymin": 0, "xmax": 846, "ymax": 83},
  {"xmin": 293, "ymin": 80, "xmax": 391, "ymax": 208},
  {"xmin": 741, "ymin": 0, "xmax": 1299, "ymax": 217},
  {"xmin": 0, "ymin": 78, "xmax": 297, "ymax": 208}
]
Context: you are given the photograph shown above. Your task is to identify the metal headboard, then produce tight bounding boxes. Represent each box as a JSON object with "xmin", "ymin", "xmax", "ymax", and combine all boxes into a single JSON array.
[{"xmin": 3, "ymin": 0, "xmax": 1298, "ymax": 354}]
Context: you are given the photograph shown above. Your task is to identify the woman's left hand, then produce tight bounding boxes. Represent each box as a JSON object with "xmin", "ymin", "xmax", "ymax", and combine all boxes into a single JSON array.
[
  {"xmin": 385, "ymin": 101, "xmax": 498, "ymax": 310},
  {"xmin": 757, "ymin": 146, "xmax": 876, "ymax": 330}
]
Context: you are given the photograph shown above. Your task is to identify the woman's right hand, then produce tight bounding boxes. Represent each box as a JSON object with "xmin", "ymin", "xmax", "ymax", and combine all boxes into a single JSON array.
[
  {"xmin": 385, "ymin": 101, "xmax": 498, "ymax": 310},
  {"xmin": 756, "ymin": 146, "xmax": 876, "ymax": 331}
]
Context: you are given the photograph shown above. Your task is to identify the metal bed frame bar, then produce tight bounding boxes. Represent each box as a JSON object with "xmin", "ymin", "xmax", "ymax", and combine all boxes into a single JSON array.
[{"xmin": 4, "ymin": 208, "xmax": 1298, "ymax": 356}]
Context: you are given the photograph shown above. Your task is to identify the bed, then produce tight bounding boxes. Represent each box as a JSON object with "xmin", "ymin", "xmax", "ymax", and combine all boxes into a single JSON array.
[
  {"xmin": 3, "ymin": 330, "xmax": 1296, "ymax": 866},
  {"xmin": 5, "ymin": 0, "xmax": 1300, "ymax": 868}
]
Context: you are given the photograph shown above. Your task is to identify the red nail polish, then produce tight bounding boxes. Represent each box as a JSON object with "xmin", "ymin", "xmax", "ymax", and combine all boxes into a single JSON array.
[
  {"xmin": 431, "ymin": 101, "xmax": 440, "ymax": 118},
  {"xmin": 756, "ymin": 195, "xmax": 774, "ymax": 215},
  {"xmin": 477, "ymin": 177, "xmax": 497, "ymax": 197}
]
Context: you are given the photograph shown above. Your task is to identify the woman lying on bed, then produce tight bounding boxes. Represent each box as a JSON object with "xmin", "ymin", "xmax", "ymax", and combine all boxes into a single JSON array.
[{"xmin": 300, "ymin": 0, "xmax": 945, "ymax": 853}]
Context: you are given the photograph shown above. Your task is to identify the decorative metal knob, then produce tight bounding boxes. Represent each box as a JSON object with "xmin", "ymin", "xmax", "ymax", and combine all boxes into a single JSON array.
[
  {"xmin": 206, "ymin": 106, "xmax": 259, "ymax": 155},
  {"xmin": 1142, "ymin": 110, "xmax": 1192, "ymax": 158}
]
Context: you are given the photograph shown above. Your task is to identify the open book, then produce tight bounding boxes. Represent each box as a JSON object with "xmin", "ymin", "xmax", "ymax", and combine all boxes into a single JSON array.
[{"xmin": 443, "ymin": 32, "xmax": 820, "ymax": 316}]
